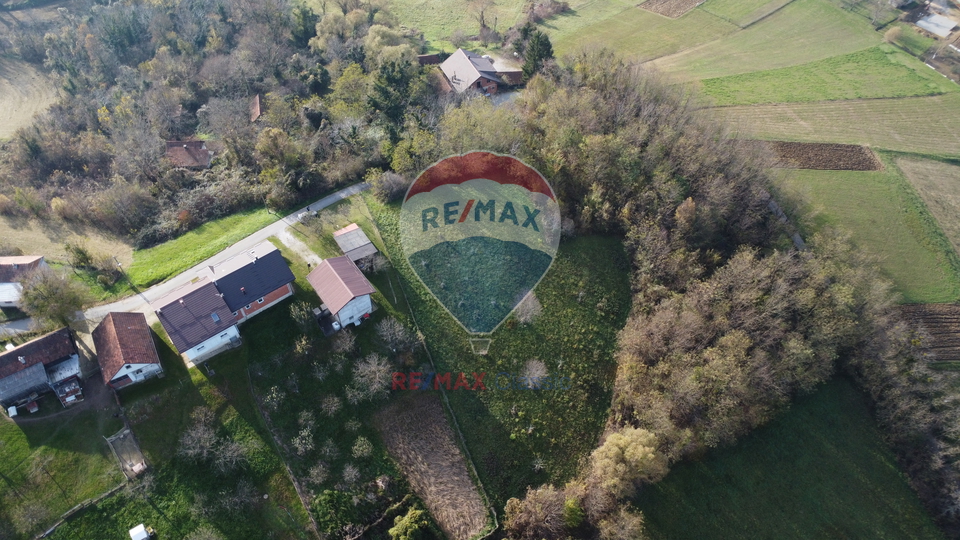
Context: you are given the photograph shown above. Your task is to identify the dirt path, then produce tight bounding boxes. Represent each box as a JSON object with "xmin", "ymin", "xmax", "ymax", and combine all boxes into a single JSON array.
[
  {"xmin": 0, "ymin": 57, "xmax": 56, "ymax": 140},
  {"xmin": 276, "ymin": 228, "xmax": 322, "ymax": 267}
]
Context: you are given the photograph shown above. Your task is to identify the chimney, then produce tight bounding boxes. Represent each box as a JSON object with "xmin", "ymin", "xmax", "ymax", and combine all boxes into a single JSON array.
[
  {"xmin": 241, "ymin": 287, "xmax": 246, "ymax": 294},
  {"xmin": 179, "ymin": 298, "xmax": 184, "ymax": 305},
  {"xmin": 18, "ymin": 356, "xmax": 25, "ymax": 364}
]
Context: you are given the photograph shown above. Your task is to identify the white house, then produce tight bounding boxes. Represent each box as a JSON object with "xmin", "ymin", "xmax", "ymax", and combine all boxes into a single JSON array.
[
  {"xmin": 153, "ymin": 278, "xmax": 241, "ymax": 364},
  {"xmin": 307, "ymin": 256, "xmax": 376, "ymax": 328},
  {"xmin": 93, "ymin": 312, "xmax": 164, "ymax": 389}
]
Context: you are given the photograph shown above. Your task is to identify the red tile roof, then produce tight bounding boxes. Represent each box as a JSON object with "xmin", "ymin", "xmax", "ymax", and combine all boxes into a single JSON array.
[
  {"xmin": 306, "ymin": 256, "xmax": 375, "ymax": 315},
  {"xmin": 0, "ymin": 328, "xmax": 76, "ymax": 379},
  {"xmin": 92, "ymin": 312, "xmax": 161, "ymax": 384},
  {"xmin": 165, "ymin": 141, "xmax": 213, "ymax": 169}
]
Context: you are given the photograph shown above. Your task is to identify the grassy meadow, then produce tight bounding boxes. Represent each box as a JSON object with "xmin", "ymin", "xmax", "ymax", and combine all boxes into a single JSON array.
[
  {"xmin": 0, "ymin": 405, "xmax": 125, "ymax": 539},
  {"xmin": 126, "ymin": 209, "xmax": 278, "ymax": 287},
  {"xmin": 701, "ymin": 46, "xmax": 958, "ymax": 105},
  {"xmin": 773, "ymin": 154, "xmax": 960, "ymax": 303},
  {"xmin": 366, "ymin": 194, "xmax": 632, "ymax": 508},
  {"xmin": 716, "ymin": 93, "xmax": 960, "ymax": 157},
  {"xmin": 698, "ymin": 0, "xmax": 794, "ymax": 27},
  {"xmin": 649, "ymin": 0, "xmax": 880, "ymax": 79},
  {"xmin": 48, "ymin": 323, "xmax": 313, "ymax": 540},
  {"xmin": 636, "ymin": 377, "xmax": 944, "ymax": 539},
  {"xmin": 897, "ymin": 158, "xmax": 960, "ymax": 258}
]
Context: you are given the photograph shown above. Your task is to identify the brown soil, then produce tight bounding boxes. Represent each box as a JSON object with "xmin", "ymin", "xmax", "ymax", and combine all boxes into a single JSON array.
[
  {"xmin": 900, "ymin": 303, "xmax": 960, "ymax": 361},
  {"xmin": 639, "ymin": 0, "xmax": 703, "ymax": 18},
  {"xmin": 374, "ymin": 393, "xmax": 487, "ymax": 540},
  {"xmin": 743, "ymin": 140, "xmax": 883, "ymax": 171}
]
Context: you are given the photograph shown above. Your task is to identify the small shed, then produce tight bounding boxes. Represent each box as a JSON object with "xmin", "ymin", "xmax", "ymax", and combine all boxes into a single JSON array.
[
  {"xmin": 333, "ymin": 223, "xmax": 378, "ymax": 262},
  {"xmin": 129, "ymin": 524, "xmax": 154, "ymax": 540}
]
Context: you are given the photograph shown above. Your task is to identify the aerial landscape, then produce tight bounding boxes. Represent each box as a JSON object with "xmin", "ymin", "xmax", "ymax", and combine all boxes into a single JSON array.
[{"xmin": 1, "ymin": 0, "xmax": 960, "ymax": 538}]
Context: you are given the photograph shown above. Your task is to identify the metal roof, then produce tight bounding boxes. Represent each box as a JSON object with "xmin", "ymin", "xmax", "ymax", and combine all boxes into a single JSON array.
[
  {"xmin": 0, "ymin": 283, "xmax": 22, "ymax": 304},
  {"xmin": 201, "ymin": 242, "xmax": 295, "ymax": 312},
  {"xmin": 93, "ymin": 312, "xmax": 161, "ymax": 384},
  {"xmin": 153, "ymin": 279, "xmax": 235, "ymax": 353},
  {"xmin": 333, "ymin": 224, "xmax": 378, "ymax": 262},
  {"xmin": 306, "ymin": 256, "xmax": 375, "ymax": 315}
]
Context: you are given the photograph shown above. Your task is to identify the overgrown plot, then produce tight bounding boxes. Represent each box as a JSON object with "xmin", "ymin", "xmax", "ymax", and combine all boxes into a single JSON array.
[
  {"xmin": 375, "ymin": 393, "xmax": 488, "ymax": 540},
  {"xmin": 897, "ymin": 158, "xmax": 960, "ymax": 257}
]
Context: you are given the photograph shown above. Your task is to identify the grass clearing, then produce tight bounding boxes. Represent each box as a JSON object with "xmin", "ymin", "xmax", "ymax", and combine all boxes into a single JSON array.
[
  {"xmin": 716, "ymin": 93, "xmax": 960, "ymax": 157},
  {"xmin": 701, "ymin": 46, "xmax": 958, "ymax": 105},
  {"xmin": 0, "ymin": 215, "xmax": 133, "ymax": 265},
  {"xmin": 698, "ymin": 0, "xmax": 793, "ymax": 26},
  {"xmin": 0, "ymin": 57, "xmax": 57, "ymax": 141},
  {"xmin": 367, "ymin": 195, "xmax": 632, "ymax": 509},
  {"xmin": 50, "ymin": 320, "xmax": 312, "ymax": 540},
  {"xmin": 773, "ymin": 153, "xmax": 960, "ymax": 303},
  {"xmin": 897, "ymin": 158, "xmax": 960, "ymax": 257},
  {"xmin": 0, "ymin": 398, "xmax": 125, "ymax": 539},
  {"xmin": 126, "ymin": 208, "xmax": 278, "ymax": 287},
  {"xmin": 546, "ymin": 0, "xmax": 738, "ymax": 61},
  {"xmin": 891, "ymin": 22, "xmax": 937, "ymax": 56},
  {"xmin": 636, "ymin": 377, "xmax": 943, "ymax": 539},
  {"xmin": 651, "ymin": 0, "xmax": 880, "ymax": 79}
]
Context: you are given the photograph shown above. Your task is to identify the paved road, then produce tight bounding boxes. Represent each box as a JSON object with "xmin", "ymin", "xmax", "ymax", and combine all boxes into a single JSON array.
[{"xmin": 0, "ymin": 183, "xmax": 369, "ymax": 334}]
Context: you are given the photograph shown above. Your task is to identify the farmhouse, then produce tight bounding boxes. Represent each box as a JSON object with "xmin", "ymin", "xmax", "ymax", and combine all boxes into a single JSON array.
[
  {"xmin": 153, "ymin": 278, "xmax": 240, "ymax": 364},
  {"xmin": 307, "ymin": 256, "xmax": 375, "ymax": 328},
  {"xmin": 440, "ymin": 49, "xmax": 507, "ymax": 94},
  {"xmin": 200, "ymin": 242, "xmax": 295, "ymax": 323},
  {"xmin": 165, "ymin": 140, "xmax": 214, "ymax": 169},
  {"xmin": 0, "ymin": 255, "xmax": 47, "ymax": 308},
  {"xmin": 0, "ymin": 328, "xmax": 83, "ymax": 409},
  {"xmin": 333, "ymin": 223, "xmax": 378, "ymax": 263},
  {"xmin": 93, "ymin": 312, "xmax": 163, "ymax": 390}
]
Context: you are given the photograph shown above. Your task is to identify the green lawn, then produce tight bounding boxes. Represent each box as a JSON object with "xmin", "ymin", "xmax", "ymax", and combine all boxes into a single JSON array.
[
  {"xmin": 652, "ymin": 0, "xmax": 880, "ymax": 79},
  {"xmin": 545, "ymin": 0, "xmax": 738, "ymax": 61},
  {"xmin": 716, "ymin": 93, "xmax": 960, "ymax": 157},
  {"xmin": 49, "ymin": 323, "xmax": 312, "ymax": 540},
  {"xmin": 0, "ymin": 402, "xmax": 125, "ymax": 539},
  {"xmin": 367, "ymin": 196, "xmax": 632, "ymax": 509},
  {"xmin": 702, "ymin": 46, "xmax": 958, "ymax": 105},
  {"xmin": 698, "ymin": 0, "xmax": 793, "ymax": 27},
  {"xmin": 636, "ymin": 377, "xmax": 943, "ymax": 539},
  {"xmin": 126, "ymin": 209, "xmax": 279, "ymax": 288},
  {"xmin": 773, "ymin": 153, "xmax": 960, "ymax": 303},
  {"xmin": 890, "ymin": 23, "xmax": 936, "ymax": 56}
]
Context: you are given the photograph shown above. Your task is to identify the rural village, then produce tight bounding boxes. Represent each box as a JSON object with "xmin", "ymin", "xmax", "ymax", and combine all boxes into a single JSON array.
[{"xmin": 2, "ymin": 0, "xmax": 960, "ymax": 538}]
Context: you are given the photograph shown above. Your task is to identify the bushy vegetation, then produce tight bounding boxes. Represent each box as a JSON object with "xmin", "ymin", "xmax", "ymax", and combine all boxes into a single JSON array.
[{"xmin": 0, "ymin": 0, "xmax": 448, "ymax": 248}]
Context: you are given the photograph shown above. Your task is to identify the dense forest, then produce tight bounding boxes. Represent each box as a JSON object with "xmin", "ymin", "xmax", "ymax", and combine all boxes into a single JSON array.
[{"xmin": 2, "ymin": 0, "xmax": 960, "ymax": 537}]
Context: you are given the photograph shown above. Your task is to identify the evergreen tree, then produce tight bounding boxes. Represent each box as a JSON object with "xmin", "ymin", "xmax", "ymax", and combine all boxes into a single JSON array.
[{"xmin": 522, "ymin": 31, "xmax": 553, "ymax": 81}]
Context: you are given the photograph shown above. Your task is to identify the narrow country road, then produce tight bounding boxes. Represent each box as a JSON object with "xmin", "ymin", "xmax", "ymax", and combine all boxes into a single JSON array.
[{"xmin": 0, "ymin": 183, "xmax": 369, "ymax": 335}]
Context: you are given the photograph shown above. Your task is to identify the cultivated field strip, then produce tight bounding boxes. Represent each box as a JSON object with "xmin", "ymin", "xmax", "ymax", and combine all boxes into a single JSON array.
[
  {"xmin": 375, "ymin": 394, "xmax": 488, "ymax": 540},
  {"xmin": 900, "ymin": 304, "xmax": 960, "ymax": 362},
  {"xmin": 743, "ymin": 141, "xmax": 883, "ymax": 170},
  {"xmin": 897, "ymin": 158, "xmax": 960, "ymax": 257},
  {"xmin": 640, "ymin": 0, "xmax": 706, "ymax": 18},
  {"xmin": 716, "ymin": 94, "xmax": 960, "ymax": 156}
]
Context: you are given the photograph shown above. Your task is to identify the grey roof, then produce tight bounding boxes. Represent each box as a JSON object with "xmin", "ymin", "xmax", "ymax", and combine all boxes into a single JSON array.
[
  {"xmin": 306, "ymin": 256, "xmax": 376, "ymax": 315},
  {"xmin": 0, "ymin": 283, "xmax": 22, "ymax": 304},
  {"xmin": 201, "ymin": 242, "xmax": 295, "ymax": 312},
  {"xmin": 440, "ymin": 49, "xmax": 503, "ymax": 93},
  {"xmin": 333, "ymin": 224, "xmax": 378, "ymax": 262},
  {"xmin": 0, "ymin": 328, "xmax": 77, "ymax": 405},
  {"xmin": 153, "ymin": 279, "xmax": 235, "ymax": 353}
]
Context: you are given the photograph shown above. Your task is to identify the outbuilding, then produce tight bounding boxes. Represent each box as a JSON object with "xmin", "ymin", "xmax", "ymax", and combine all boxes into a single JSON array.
[{"xmin": 306, "ymin": 256, "xmax": 375, "ymax": 328}]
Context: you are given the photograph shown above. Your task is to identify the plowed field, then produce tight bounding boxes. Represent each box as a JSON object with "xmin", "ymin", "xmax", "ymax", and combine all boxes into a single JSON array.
[
  {"xmin": 748, "ymin": 141, "xmax": 883, "ymax": 170},
  {"xmin": 640, "ymin": 0, "xmax": 705, "ymax": 17},
  {"xmin": 900, "ymin": 303, "xmax": 960, "ymax": 362}
]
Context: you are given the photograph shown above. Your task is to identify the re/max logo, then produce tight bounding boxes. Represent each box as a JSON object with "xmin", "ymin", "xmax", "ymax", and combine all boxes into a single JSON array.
[
  {"xmin": 393, "ymin": 372, "xmax": 486, "ymax": 390},
  {"xmin": 421, "ymin": 200, "xmax": 541, "ymax": 232}
]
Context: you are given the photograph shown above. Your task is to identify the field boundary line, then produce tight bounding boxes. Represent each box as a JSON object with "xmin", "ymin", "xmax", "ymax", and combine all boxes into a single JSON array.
[
  {"xmin": 364, "ymin": 197, "xmax": 499, "ymax": 539},
  {"xmin": 246, "ymin": 366, "xmax": 322, "ymax": 539},
  {"xmin": 34, "ymin": 480, "xmax": 127, "ymax": 539}
]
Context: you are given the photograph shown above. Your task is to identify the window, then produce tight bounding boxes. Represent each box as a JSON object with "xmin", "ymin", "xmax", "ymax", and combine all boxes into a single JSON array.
[
  {"xmin": 232, "ymin": 311, "xmax": 238, "ymax": 317},
  {"xmin": 125, "ymin": 365, "xmax": 131, "ymax": 370},
  {"xmin": 135, "ymin": 369, "xmax": 142, "ymax": 375},
  {"xmin": 257, "ymin": 297, "xmax": 264, "ymax": 304},
  {"xmin": 211, "ymin": 312, "xmax": 221, "ymax": 323},
  {"xmin": 245, "ymin": 304, "xmax": 251, "ymax": 310},
  {"xmin": 197, "ymin": 345, "xmax": 206, "ymax": 351}
]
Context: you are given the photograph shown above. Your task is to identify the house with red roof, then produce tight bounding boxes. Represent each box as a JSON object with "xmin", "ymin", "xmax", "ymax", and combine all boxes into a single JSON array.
[
  {"xmin": 93, "ymin": 312, "xmax": 163, "ymax": 389},
  {"xmin": 306, "ymin": 256, "xmax": 375, "ymax": 328}
]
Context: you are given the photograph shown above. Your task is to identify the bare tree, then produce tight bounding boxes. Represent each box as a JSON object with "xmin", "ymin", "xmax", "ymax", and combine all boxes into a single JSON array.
[
  {"xmin": 351, "ymin": 436, "xmax": 373, "ymax": 458},
  {"xmin": 213, "ymin": 440, "xmax": 247, "ymax": 474},
  {"xmin": 352, "ymin": 353, "xmax": 392, "ymax": 401},
  {"xmin": 332, "ymin": 329, "xmax": 357, "ymax": 354},
  {"xmin": 178, "ymin": 407, "xmax": 218, "ymax": 461},
  {"xmin": 321, "ymin": 395, "xmax": 343, "ymax": 417},
  {"xmin": 292, "ymin": 428, "xmax": 315, "ymax": 456},
  {"xmin": 376, "ymin": 317, "xmax": 418, "ymax": 353},
  {"xmin": 514, "ymin": 292, "xmax": 543, "ymax": 324},
  {"xmin": 290, "ymin": 301, "xmax": 316, "ymax": 335}
]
